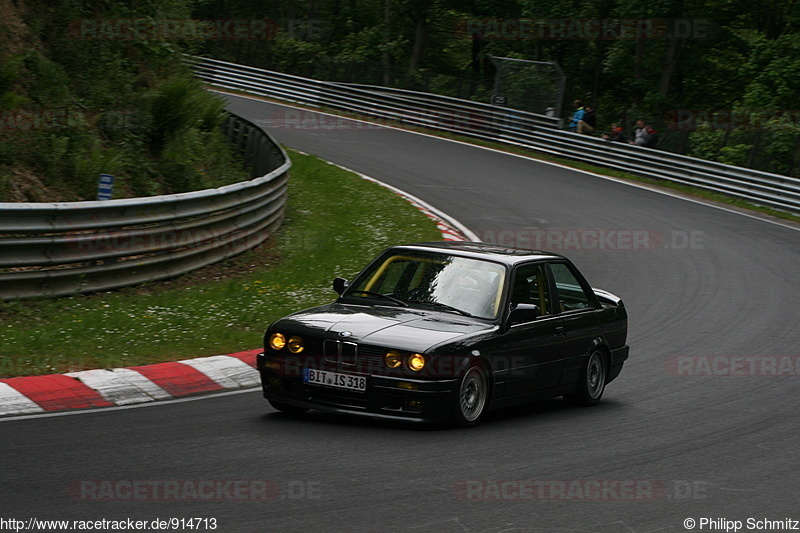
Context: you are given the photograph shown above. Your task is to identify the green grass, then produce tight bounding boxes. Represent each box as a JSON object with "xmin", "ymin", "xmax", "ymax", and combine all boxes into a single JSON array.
[{"xmin": 0, "ymin": 149, "xmax": 442, "ymax": 377}]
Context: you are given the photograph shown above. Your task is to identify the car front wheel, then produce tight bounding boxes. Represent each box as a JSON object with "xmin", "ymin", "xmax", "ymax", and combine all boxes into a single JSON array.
[
  {"xmin": 564, "ymin": 348, "xmax": 607, "ymax": 406},
  {"xmin": 451, "ymin": 365, "xmax": 489, "ymax": 427}
]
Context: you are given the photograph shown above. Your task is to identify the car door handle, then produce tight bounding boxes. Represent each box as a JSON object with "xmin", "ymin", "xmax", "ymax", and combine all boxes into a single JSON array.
[{"xmin": 555, "ymin": 326, "xmax": 566, "ymax": 339}]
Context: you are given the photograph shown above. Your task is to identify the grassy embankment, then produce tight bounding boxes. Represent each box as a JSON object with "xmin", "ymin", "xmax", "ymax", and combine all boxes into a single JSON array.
[
  {"xmin": 0, "ymin": 149, "xmax": 443, "ymax": 377},
  {"xmin": 0, "ymin": 1, "xmax": 249, "ymax": 202}
]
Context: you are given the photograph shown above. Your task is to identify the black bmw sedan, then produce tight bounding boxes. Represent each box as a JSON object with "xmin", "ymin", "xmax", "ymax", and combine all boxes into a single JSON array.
[{"xmin": 257, "ymin": 242, "xmax": 628, "ymax": 427}]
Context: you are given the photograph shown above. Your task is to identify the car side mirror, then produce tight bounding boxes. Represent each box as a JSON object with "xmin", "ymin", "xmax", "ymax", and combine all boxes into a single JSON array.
[
  {"xmin": 507, "ymin": 303, "xmax": 540, "ymax": 327},
  {"xmin": 333, "ymin": 277, "xmax": 349, "ymax": 295}
]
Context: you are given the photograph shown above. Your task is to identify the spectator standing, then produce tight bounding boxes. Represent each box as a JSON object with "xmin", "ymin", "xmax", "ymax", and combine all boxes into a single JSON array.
[
  {"xmin": 568, "ymin": 100, "xmax": 585, "ymax": 132},
  {"xmin": 630, "ymin": 119, "xmax": 647, "ymax": 146},
  {"xmin": 642, "ymin": 125, "xmax": 659, "ymax": 148},
  {"xmin": 578, "ymin": 105, "xmax": 596, "ymax": 134}
]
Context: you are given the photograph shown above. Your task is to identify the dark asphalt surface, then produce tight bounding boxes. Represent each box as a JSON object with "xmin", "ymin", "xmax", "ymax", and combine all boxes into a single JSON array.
[{"xmin": 3, "ymin": 94, "xmax": 799, "ymax": 533}]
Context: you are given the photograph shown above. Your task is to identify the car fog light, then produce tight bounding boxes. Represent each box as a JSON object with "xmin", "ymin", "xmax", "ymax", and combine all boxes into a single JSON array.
[
  {"xmin": 288, "ymin": 336, "xmax": 304, "ymax": 353},
  {"xmin": 406, "ymin": 353, "xmax": 425, "ymax": 372},
  {"xmin": 269, "ymin": 333, "xmax": 286, "ymax": 351},
  {"xmin": 405, "ymin": 399, "xmax": 423, "ymax": 411},
  {"xmin": 385, "ymin": 350, "xmax": 403, "ymax": 368}
]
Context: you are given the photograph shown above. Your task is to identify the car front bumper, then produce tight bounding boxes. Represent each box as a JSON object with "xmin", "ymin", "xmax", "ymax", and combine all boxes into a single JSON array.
[{"xmin": 258, "ymin": 362, "xmax": 460, "ymax": 423}]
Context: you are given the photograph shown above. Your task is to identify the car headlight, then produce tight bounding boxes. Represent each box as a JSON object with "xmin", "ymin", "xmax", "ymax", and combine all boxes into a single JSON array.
[
  {"xmin": 385, "ymin": 350, "xmax": 403, "ymax": 369},
  {"xmin": 288, "ymin": 336, "xmax": 304, "ymax": 353},
  {"xmin": 269, "ymin": 333, "xmax": 286, "ymax": 351},
  {"xmin": 406, "ymin": 353, "xmax": 426, "ymax": 372}
]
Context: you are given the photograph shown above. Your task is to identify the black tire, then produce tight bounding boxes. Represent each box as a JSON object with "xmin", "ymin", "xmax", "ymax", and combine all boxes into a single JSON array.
[
  {"xmin": 451, "ymin": 365, "xmax": 489, "ymax": 428},
  {"xmin": 269, "ymin": 399, "xmax": 309, "ymax": 415},
  {"xmin": 564, "ymin": 348, "xmax": 607, "ymax": 406}
]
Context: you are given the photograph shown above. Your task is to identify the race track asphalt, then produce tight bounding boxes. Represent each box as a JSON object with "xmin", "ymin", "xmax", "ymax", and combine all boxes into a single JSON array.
[{"xmin": 3, "ymin": 94, "xmax": 799, "ymax": 533}]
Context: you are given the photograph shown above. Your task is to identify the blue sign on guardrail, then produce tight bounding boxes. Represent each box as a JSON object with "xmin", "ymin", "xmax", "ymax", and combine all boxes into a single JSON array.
[{"xmin": 97, "ymin": 174, "xmax": 114, "ymax": 200}]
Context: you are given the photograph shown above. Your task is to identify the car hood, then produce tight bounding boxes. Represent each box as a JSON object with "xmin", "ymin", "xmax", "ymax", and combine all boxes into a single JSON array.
[{"xmin": 272, "ymin": 303, "xmax": 492, "ymax": 352}]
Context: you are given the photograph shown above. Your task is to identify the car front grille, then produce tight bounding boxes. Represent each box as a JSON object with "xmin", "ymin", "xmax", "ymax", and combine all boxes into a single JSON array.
[
  {"xmin": 291, "ymin": 338, "xmax": 392, "ymax": 375},
  {"xmin": 323, "ymin": 339, "xmax": 359, "ymax": 365}
]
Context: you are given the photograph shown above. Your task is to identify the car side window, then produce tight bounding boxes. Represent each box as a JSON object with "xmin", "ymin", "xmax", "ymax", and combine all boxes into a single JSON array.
[
  {"xmin": 511, "ymin": 263, "xmax": 550, "ymax": 315},
  {"xmin": 550, "ymin": 262, "xmax": 592, "ymax": 312}
]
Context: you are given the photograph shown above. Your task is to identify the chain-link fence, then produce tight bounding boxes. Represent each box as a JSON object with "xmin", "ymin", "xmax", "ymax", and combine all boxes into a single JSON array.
[{"xmin": 488, "ymin": 56, "xmax": 566, "ymax": 117}]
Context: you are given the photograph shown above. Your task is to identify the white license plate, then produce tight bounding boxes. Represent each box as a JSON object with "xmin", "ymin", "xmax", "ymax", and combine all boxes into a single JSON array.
[{"xmin": 303, "ymin": 369, "xmax": 366, "ymax": 392}]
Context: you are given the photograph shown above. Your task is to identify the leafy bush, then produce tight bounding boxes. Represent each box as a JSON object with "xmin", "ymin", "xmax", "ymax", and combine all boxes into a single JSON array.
[{"xmin": 0, "ymin": 0, "xmax": 249, "ymax": 202}]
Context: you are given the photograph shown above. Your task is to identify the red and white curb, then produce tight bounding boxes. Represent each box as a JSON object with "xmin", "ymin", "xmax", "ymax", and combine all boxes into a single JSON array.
[
  {"xmin": 0, "ymin": 350, "xmax": 261, "ymax": 417},
  {"xmin": 0, "ymin": 165, "xmax": 478, "ymax": 418}
]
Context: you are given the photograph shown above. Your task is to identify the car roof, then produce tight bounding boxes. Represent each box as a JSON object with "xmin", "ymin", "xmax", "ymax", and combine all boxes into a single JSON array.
[{"xmin": 393, "ymin": 241, "xmax": 566, "ymax": 266}]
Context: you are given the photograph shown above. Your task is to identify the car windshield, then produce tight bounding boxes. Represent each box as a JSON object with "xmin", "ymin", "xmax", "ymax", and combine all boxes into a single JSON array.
[{"xmin": 344, "ymin": 251, "xmax": 506, "ymax": 319}]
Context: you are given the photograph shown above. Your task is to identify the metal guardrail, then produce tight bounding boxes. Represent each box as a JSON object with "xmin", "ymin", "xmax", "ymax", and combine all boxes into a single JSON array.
[
  {"xmin": 0, "ymin": 114, "xmax": 290, "ymax": 300},
  {"xmin": 190, "ymin": 56, "xmax": 800, "ymax": 215},
  {"xmin": 187, "ymin": 55, "xmax": 562, "ymax": 133}
]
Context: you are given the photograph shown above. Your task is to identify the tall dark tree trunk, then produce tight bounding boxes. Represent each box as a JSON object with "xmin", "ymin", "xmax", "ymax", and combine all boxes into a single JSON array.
[
  {"xmin": 471, "ymin": 38, "xmax": 484, "ymax": 75},
  {"xmin": 655, "ymin": 36, "xmax": 681, "ymax": 119},
  {"xmin": 591, "ymin": 42, "xmax": 604, "ymax": 105},
  {"xmin": 747, "ymin": 131, "xmax": 762, "ymax": 169},
  {"xmin": 383, "ymin": 0, "xmax": 393, "ymax": 85},
  {"xmin": 408, "ymin": 13, "xmax": 427, "ymax": 71},
  {"xmin": 758, "ymin": 0, "xmax": 788, "ymax": 39},
  {"xmin": 791, "ymin": 137, "xmax": 800, "ymax": 177},
  {"xmin": 632, "ymin": 39, "xmax": 644, "ymax": 107}
]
